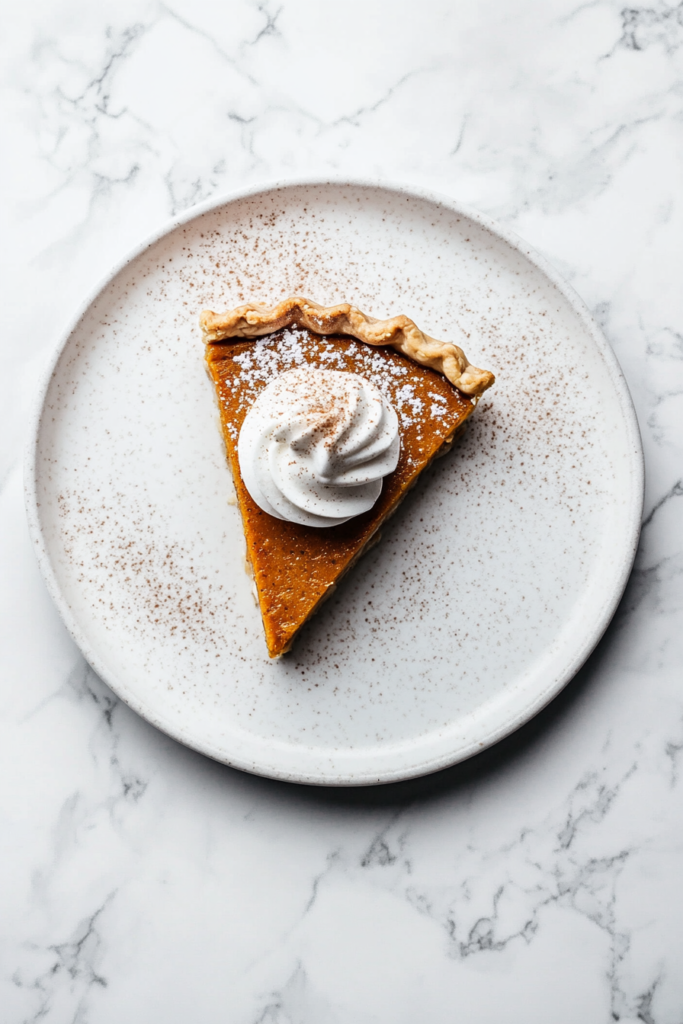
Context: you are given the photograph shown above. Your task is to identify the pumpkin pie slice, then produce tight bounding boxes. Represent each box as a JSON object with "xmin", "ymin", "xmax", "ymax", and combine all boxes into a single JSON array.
[{"xmin": 201, "ymin": 298, "xmax": 494, "ymax": 657}]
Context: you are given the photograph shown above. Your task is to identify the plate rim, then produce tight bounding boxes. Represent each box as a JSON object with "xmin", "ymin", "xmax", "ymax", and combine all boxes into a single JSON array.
[{"xmin": 24, "ymin": 176, "xmax": 645, "ymax": 786}]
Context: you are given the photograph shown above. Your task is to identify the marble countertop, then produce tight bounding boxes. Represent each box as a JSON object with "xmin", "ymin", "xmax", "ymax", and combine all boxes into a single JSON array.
[{"xmin": 2, "ymin": 1, "xmax": 682, "ymax": 1021}]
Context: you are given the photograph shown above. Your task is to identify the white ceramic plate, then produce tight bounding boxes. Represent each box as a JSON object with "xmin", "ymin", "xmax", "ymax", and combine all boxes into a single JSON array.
[{"xmin": 25, "ymin": 180, "xmax": 643, "ymax": 786}]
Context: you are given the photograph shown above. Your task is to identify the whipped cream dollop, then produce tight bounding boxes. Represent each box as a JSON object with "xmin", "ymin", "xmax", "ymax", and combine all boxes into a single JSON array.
[{"xmin": 238, "ymin": 368, "xmax": 400, "ymax": 528}]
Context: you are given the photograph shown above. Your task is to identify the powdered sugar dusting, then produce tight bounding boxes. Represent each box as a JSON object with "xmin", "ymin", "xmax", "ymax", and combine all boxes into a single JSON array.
[{"xmin": 223, "ymin": 327, "xmax": 454, "ymax": 459}]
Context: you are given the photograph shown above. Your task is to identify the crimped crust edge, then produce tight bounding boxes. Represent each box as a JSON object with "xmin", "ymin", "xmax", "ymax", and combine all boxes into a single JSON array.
[{"xmin": 200, "ymin": 297, "xmax": 495, "ymax": 398}]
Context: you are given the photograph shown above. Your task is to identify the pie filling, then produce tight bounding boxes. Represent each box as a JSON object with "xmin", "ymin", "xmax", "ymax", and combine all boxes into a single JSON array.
[{"xmin": 204, "ymin": 317, "xmax": 488, "ymax": 658}]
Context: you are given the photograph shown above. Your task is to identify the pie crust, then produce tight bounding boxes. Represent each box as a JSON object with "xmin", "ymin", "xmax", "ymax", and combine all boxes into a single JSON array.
[
  {"xmin": 201, "ymin": 298, "xmax": 494, "ymax": 658},
  {"xmin": 200, "ymin": 296, "xmax": 495, "ymax": 397}
]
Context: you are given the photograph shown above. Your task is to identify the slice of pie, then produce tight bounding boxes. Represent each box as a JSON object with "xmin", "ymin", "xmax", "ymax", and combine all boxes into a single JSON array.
[{"xmin": 201, "ymin": 297, "xmax": 494, "ymax": 658}]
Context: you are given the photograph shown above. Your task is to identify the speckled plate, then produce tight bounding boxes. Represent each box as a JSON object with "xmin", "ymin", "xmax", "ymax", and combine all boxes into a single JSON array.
[{"xmin": 25, "ymin": 180, "xmax": 643, "ymax": 786}]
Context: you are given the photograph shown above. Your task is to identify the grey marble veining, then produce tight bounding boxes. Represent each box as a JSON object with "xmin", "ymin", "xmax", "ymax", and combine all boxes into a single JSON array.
[{"xmin": 1, "ymin": 1, "xmax": 682, "ymax": 1021}]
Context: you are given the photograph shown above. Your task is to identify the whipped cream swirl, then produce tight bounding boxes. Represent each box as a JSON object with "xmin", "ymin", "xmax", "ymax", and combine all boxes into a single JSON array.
[{"xmin": 238, "ymin": 368, "xmax": 400, "ymax": 527}]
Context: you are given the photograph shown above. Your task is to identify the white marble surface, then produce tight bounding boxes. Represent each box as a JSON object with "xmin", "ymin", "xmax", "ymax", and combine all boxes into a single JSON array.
[{"xmin": 1, "ymin": 0, "xmax": 682, "ymax": 1020}]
